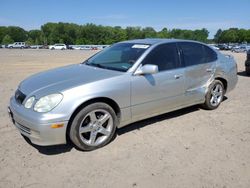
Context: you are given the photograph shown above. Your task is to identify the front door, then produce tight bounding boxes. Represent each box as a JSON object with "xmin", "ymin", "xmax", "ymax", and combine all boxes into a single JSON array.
[{"xmin": 131, "ymin": 43, "xmax": 185, "ymax": 121}]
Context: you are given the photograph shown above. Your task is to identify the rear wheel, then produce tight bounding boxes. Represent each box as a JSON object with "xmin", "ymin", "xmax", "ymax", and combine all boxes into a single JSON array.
[
  {"xmin": 246, "ymin": 67, "xmax": 250, "ymax": 75},
  {"xmin": 202, "ymin": 80, "xmax": 225, "ymax": 110},
  {"xmin": 69, "ymin": 102, "xmax": 117, "ymax": 151}
]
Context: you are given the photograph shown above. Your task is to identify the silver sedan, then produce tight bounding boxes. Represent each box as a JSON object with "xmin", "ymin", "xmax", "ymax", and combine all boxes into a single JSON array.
[{"xmin": 8, "ymin": 39, "xmax": 238, "ymax": 151}]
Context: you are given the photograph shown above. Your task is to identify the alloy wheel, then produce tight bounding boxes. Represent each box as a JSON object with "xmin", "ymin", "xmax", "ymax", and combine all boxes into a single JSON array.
[
  {"xmin": 210, "ymin": 84, "xmax": 223, "ymax": 107},
  {"xmin": 78, "ymin": 109, "xmax": 113, "ymax": 146}
]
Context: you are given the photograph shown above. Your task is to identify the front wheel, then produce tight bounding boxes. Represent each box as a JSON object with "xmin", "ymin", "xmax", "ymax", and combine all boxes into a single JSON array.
[
  {"xmin": 202, "ymin": 80, "xmax": 225, "ymax": 110},
  {"xmin": 69, "ymin": 103, "xmax": 117, "ymax": 151}
]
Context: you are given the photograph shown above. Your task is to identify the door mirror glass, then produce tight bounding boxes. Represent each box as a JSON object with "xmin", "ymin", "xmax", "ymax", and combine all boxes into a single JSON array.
[{"xmin": 134, "ymin": 64, "xmax": 158, "ymax": 75}]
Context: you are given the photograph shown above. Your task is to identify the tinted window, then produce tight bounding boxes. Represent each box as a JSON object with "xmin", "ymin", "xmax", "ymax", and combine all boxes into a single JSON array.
[
  {"xmin": 203, "ymin": 45, "xmax": 217, "ymax": 63},
  {"xmin": 142, "ymin": 43, "xmax": 179, "ymax": 71},
  {"xmin": 179, "ymin": 42, "xmax": 206, "ymax": 66}
]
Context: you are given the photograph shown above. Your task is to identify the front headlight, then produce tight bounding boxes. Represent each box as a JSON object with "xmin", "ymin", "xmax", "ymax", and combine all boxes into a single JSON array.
[
  {"xmin": 34, "ymin": 93, "xmax": 63, "ymax": 113},
  {"xmin": 24, "ymin": 96, "xmax": 35, "ymax": 108}
]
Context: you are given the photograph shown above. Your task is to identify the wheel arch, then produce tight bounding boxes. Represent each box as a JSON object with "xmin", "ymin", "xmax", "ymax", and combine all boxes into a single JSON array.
[
  {"xmin": 66, "ymin": 97, "xmax": 121, "ymax": 139},
  {"xmin": 215, "ymin": 77, "xmax": 228, "ymax": 92}
]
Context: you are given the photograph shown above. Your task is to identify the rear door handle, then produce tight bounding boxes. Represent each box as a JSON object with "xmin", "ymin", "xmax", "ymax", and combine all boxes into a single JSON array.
[{"xmin": 174, "ymin": 74, "xmax": 183, "ymax": 79}]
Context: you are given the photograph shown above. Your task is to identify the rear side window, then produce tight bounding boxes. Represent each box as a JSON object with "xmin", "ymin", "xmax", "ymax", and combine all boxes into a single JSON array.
[
  {"xmin": 179, "ymin": 42, "xmax": 217, "ymax": 66},
  {"xmin": 203, "ymin": 45, "xmax": 217, "ymax": 63},
  {"xmin": 142, "ymin": 43, "xmax": 179, "ymax": 71},
  {"xmin": 179, "ymin": 42, "xmax": 205, "ymax": 66}
]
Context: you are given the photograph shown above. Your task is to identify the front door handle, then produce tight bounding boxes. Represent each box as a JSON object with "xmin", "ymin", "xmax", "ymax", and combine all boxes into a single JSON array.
[{"xmin": 174, "ymin": 74, "xmax": 183, "ymax": 79}]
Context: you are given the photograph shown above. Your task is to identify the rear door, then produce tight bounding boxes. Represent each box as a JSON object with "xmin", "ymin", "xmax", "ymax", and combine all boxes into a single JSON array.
[
  {"xmin": 131, "ymin": 43, "xmax": 186, "ymax": 121},
  {"xmin": 178, "ymin": 42, "xmax": 217, "ymax": 103}
]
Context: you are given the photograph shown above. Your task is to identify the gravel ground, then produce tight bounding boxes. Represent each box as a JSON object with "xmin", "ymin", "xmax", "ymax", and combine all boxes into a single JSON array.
[{"xmin": 0, "ymin": 49, "xmax": 249, "ymax": 188}]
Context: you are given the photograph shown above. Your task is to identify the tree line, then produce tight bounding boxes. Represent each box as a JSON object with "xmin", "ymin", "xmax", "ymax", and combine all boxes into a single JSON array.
[
  {"xmin": 0, "ymin": 22, "xmax": 249, "ymax": 45},
  {"xmin": 214, "ymin": 28, "xmax": 250, "ymax": 43}
]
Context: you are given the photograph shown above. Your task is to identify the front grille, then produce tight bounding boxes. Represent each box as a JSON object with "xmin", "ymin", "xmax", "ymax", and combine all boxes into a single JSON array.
[{"xmin": 15, "ymin": 89, "xmax": 26, "ymax": 104}]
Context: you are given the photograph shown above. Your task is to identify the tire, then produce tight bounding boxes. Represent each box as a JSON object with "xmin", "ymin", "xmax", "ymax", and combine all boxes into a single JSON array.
[
  {"xmin": 202, "ymin": 80, "xmax": 225, "ymax": 110},
  {"xmin": 69, "ymin": 102, "xmax": 118, "ymax": 151},
  {"xmin": 51, "ymin": 47, "xmax": 55, "ymax": 50},
  {"xmin": 246, "ymin": 67, "xmax": 250, "ymax": 75}
]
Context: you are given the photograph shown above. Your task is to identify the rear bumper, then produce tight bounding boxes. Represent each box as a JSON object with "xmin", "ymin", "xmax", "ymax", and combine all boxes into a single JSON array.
[{"xmin": 8, "ymin": 97, "xmax": 68, "ymax": 146}]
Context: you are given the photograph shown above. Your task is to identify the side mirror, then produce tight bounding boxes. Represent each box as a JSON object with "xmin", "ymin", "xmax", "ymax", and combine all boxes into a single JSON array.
[{"xmin": 134, "ymin": 64, "xmax": 158, "ymax": 75}]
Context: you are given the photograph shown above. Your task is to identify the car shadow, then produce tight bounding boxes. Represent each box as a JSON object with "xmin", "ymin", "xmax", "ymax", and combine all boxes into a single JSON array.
[
  {"xmin": 117, "ymin": 105, "xmax": 200, "ymax": 136},
  {"xmin": 22, "ymin": 135, "xmax": 74, "ymax": 155},
  {"xmin": 237, "ymin": 71, "xmax": 249, "ymax": 77}
]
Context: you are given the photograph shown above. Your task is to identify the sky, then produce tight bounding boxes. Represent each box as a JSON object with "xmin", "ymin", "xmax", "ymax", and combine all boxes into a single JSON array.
[{"xmin": 1, "ymin": 0, "xmax": 250, "ymax": 38}]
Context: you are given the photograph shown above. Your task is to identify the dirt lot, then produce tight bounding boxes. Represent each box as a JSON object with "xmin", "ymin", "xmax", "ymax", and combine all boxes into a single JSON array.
[{"xmin": 0, "ymin": 49, "xmax": 249, "ymax": 188}]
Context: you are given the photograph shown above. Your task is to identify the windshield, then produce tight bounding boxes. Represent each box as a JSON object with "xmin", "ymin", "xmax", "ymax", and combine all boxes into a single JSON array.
[{"xmin": 85, "ymin": 43, "xmax": 150, "ymax": 72}]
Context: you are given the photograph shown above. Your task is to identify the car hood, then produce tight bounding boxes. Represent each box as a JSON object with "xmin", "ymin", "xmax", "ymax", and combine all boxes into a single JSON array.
[{"xmin": 19, "ymin": 64, "xmax": 123, "ymax": 95}]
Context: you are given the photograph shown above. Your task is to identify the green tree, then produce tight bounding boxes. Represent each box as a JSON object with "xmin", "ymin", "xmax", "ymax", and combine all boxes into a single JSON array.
[
  {"xmin": 25, "ymin": 38, "xmax": 34, "ymax": 45},
  {"xmin": 157, "ymin": 28, "xmax": 169, "ymax": 38},
  {"xmin": 28, "ymin": 30, "xmax": 42, "ymax": 44},
  {"xmin": 0, "ymin": 26, "xmax": 8, "ymax": 43},
  {"xmin": 214, "ymin": 29, "xmax": 222, "ymax": 43},
  {"xmin": 220, "ymin": 29, "xmax": 238, "ymax": 43},
  {"xmin": 126, "ymin": 27, "xmax": 143, "ymax": 40},
  {"xmin": 7, "ymin": 26, "xmax": 27, "ymax": 41},
  {"xmin": 2, "ymin": 34, "xmax": 14, "ymax": 44},
  {"xmin": 142, "ymin": 27, "xmax": 157, "ymax": 38},
  {"xmin": 193, "ymin": 28, "xmax": 209, "ymax": 42}
]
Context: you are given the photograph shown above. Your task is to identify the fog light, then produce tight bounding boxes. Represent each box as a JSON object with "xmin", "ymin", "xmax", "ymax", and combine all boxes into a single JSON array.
[{"xmin": 51, "ymin": 123, "xmax": 64, "ymax": 128}]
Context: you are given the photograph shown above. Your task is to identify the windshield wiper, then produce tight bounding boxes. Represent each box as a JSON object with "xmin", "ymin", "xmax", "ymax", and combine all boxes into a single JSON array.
[
  {"xmin": 86, "ymin": 63, "xmax": 126, "ymax": 72},
  {"xmin": 87, "ymin": 63, "xmax": 108, "ymax": 69}
]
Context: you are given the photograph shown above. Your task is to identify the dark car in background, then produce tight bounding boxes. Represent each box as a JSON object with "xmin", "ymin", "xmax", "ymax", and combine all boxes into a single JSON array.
[
  {"xmin": 245, "ymin": 50, "xmax": 250, "ymax": 75},
  {"xmin": 217, "ymin": 44, "xmax": 231, "ymax": 50}
]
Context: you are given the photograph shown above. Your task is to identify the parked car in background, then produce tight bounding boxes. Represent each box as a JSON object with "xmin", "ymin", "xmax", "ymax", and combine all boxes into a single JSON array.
[
  {"xmin": 66, "ymin": 45, "xmax": 73, "ymax": 50},
  {"xmin": 8, "ymin": 42, "xmax": 27, "ymax": 49},
  {"xmin": 30, "ymin": 45, "xmax": 43, "ymax": 49},
  {"xmin": 208, "ymin": 44, "xmax": 219, "ymax": 50},
  {"xmin": 245, "ymin": 50, "xmax": 250, "ymax": 75},
  {"xmin": 231, "ymin": 45, "xmax": 247, "ymax": 53},
  {"xmin": 49, "ymin": 43, "xmax": 67, "ymax": 50},
  {"xmin": 8, "ymin": 39, "xmax": 238, "ymax": 151},
  {"xmin": 217, "ymin": 44, "xmax": 231, "ymax": 51},
  {"xmin": 80, "ymin": 46, "xmax": 92, "ymax": 50}
]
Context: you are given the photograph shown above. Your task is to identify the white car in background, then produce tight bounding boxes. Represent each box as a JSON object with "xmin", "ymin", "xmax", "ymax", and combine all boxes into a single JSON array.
[
  {"xmin": 8, "ymin": 42, "xmax": 26, "ymax": 49},
  {"xmin": 49, "ymin": 43, "xmax": 67, "ymax": 50},
  {"xmin": 208, "ymin": 44, "xmax": 219, "ymax": 50}
]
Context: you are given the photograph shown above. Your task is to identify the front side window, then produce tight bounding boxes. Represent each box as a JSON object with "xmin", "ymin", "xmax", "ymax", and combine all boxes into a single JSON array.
[
  {"xmin": 141, "ymin": 43, "xmax": 179, "ymax": 71},
  {"xmin": 85, "ymin": 43, "xmax": 150, "ymax": 72}
]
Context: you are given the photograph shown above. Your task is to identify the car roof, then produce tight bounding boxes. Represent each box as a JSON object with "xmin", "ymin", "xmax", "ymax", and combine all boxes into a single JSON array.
[{"xmin": 120, "ymin": 38, "xmax": 202, "ymax": 45}]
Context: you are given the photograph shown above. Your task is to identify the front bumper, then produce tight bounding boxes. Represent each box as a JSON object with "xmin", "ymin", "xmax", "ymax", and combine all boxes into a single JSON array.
[{"xmin": 8, "ymin": 96, "xmax": 68, "ymax": 146}]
